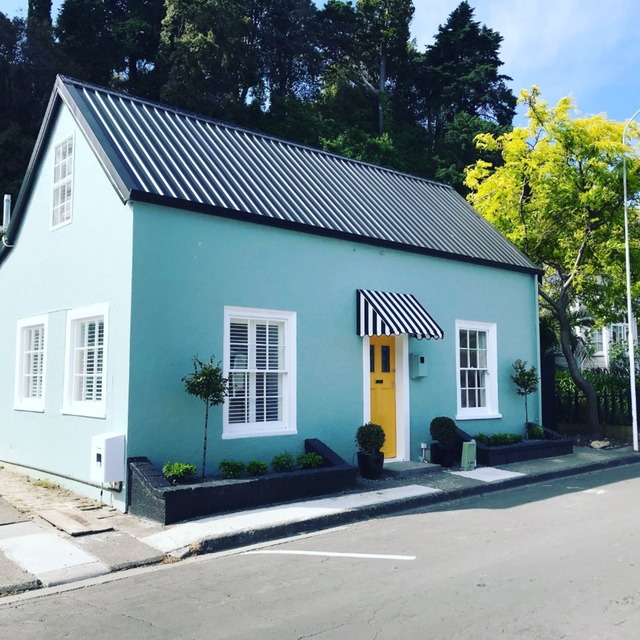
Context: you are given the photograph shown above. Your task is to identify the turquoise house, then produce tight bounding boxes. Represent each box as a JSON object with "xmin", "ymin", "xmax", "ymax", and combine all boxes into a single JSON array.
[{"xmin": 0, "ymin": 77, "xmax": 541, "ymax": 511}]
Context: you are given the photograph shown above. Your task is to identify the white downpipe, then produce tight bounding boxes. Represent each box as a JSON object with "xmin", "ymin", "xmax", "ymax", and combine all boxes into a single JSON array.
[{"xmin": 2, "ymin": 194, "xmax": 10, "ymax": 229}]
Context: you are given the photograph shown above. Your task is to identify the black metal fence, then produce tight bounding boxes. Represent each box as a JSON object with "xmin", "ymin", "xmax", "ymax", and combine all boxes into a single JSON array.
[{"xmin": 555, "ymin": 389, "xmax": 635, "ymax": 426}]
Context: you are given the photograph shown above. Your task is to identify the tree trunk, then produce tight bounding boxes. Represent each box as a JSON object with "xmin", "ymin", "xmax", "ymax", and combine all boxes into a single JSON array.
[
  {"xmin": 377, "ymin": 51, "xmax": 386, "ymax": 135},
  {"xmin": 202, "ymin": 401, "xmax": 210, "ymax": 477},
  {"xmin": 557, "ymin": 306, "xmax": 601, "ymax": 438}
]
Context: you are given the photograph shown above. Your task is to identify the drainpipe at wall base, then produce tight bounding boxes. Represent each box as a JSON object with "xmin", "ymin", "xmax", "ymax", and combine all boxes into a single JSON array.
[{"xmin": 0, "ymin": 458, "xmax": 123, "ymax": 493}]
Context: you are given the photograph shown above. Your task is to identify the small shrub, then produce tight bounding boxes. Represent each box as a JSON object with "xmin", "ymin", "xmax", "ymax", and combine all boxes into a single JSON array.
[
  {"xmin": 527, "ymin": 424, "xmax": 546, "ymax": 440},
  {"xmin": 475, "ymin": 433, "xmax": 523, "ymax": 446},
  {"xmin": 247, "ymin": 460, "xmax": 268, "ymax": 476},
  {"xmin": 297, "ymin": 452, "xmax": 324, "ymax": 469},
  {"xmin": 271, "ymin": 451, "xmax": 296, "ymax": 472},
  {"xmin": 163, "ymin": 461, "xmax": 197, "ymax": 483},
  {"xmin": 219, "ymin": 459, "xmax": 246, "ymax": 479},
  {"xmin": 429, "ymin": 416, "xmax": 458, "ymax": 448},
  {"xmin": 355, "ymin": 422, "xmax": 385, "ymax": 454}
]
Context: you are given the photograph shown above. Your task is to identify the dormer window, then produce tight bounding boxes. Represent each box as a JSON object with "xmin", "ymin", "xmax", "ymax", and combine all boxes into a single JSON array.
[{"xmin": 52, "ymin": 136, "xmax": 74, "ymax": 229}]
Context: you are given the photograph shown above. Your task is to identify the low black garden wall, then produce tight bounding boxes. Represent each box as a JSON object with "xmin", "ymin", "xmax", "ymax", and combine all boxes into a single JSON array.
[
  {"xmin": 458, "ymin": 427, "xmax": 573, "ymax": 467},
  {"xmin": 128, "ymin": 439, "xmax": 358, "ymax": 525}
]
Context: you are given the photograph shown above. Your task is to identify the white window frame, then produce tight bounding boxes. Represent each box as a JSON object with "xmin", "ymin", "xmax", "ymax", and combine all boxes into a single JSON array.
[
  {"xmin": 14, "ymin": 315, "xmax": 48, "ymax": 412},
  {"xmin": 455, "ymin": 320, "xmax": 501, "ymax": 420},
  {"xmin": 51, "ymin": 135, "xmax": 74, "ymax": 230},
  {"xmin": 223, "ymin": 306, "xmax": 297, "ymax": 439},
  {"xmin": 62, "ymin": 303, "xmax": 108, "ymax": 418},
  {"xmin": 590, "ymin": 328, "xmax": 605, "ymax": 355}
]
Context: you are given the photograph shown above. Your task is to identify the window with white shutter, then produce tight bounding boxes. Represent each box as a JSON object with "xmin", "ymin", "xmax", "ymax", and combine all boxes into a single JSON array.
[
  {"xmin": 223, "ymin": 307, "xmax": 296, "ymax": 438},
  {"xmin": 63, "ymin": 304, "xmax": 108, "ymax": 418},
  {"xmin": 14, "ymin": 315, "xmax": 48, "ymax": 412}
]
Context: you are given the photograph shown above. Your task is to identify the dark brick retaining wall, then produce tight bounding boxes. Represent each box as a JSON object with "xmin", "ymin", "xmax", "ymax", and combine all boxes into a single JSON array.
[
  {"xmin": 460, "ymin": 427, "xmax": 573, "ymax": 466},
  {"xmin": 128, "ymin": 439, "xmax": 358, "ymax": 524}
]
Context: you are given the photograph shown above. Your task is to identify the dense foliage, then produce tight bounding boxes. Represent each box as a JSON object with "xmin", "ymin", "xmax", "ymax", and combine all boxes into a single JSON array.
[
  {"xmin": 0, "ymin": 1, "xmax": 516, "ymax": 198},
  {"xmin": 467, "ymin": 89, "xmax": 640, "ymax": 435}
]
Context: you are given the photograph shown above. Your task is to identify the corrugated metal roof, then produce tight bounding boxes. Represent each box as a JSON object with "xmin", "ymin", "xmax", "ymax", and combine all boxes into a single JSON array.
[{"xmin": 3, "ymin": 76, "xmax": 540, "ymax": 274}]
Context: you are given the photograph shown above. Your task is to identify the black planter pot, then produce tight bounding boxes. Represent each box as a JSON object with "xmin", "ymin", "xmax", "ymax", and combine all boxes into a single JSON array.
[
  {"xmin": 430, "ymin": 442, "xmax": 458, "ymax": 468},
  {"xmin": 357, "ymin": 451, "xmax": 384, "ymax": 479}
]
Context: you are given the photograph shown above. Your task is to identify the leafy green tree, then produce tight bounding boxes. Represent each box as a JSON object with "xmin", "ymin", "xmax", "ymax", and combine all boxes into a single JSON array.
[
  {"xmin": 25, "ymin": 0, "xmax": 59, "ymax": 126},
  {"xmin": 183, "ymin": 355, "xmax": 228, "ymax": 477},
  {"xmin": 0, "ymin": 11, "xmax": 48, "ymax": 199},
  {"xmin": 414, "ymin": 1, "xmax": 515, "ymax": 191},
  {"xmin": 466, "ymin": 88, "xmax": 640, "ymax": 436},
  {"xmin": 315, "ymin": 0, "xmax": 416, "ymax": 168},
  {"xmin": 158, "ymin": 0, "xmax": 261, "ymax": 119},
  {"xmin": 356, "ymin": 0, "xmax": 414, "ymax": 134},
  {"xmin": 56, "ymin": 0, "xmax": 118, "ymax": 85},
  {"xmin": 254, "ymin": 0, "xmax": 319, "ymax": 104},
  {"xmin": 110, "ymin": 0, "xmax": 165, "ymax": 96}
]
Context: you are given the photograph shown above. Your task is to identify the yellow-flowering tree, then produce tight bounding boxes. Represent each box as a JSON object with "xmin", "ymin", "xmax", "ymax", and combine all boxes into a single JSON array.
[{"xmin": 466, "ymin": 88, "xmax": 640, "ymax": 436}]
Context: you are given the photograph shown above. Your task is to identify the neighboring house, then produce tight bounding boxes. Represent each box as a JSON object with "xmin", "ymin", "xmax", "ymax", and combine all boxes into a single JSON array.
[
  {"xmin": 579, "ymin": 323, "xmax": 638, "ymax": 370},
  {"xmin": 0, "ymin": 76, "xmax": 542, "ymax": 511}
]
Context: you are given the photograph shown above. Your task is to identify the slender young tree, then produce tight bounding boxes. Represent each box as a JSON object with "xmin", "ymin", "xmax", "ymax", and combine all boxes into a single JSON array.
[{"xmin": 183, "ymin": 355, "xmax": 228, "ymax": 478}]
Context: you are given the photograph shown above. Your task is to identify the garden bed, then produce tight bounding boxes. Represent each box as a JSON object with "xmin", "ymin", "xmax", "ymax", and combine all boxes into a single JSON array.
[
  {"xmin": 127, "ymin": 438, "xmax": 357, "ymax": 524},
  {"xmin": 459, "ymin": 427, "xmax": 573, "ymax": 466}
]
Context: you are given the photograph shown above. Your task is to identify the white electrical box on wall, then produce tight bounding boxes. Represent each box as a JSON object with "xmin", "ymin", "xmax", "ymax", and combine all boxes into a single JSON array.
[
  {"xmin": 91, "ymin": 432, "xmax": 125, "ymax": 483},
  {"xmin": 410, "ymin": 353, "xmax": 427, "ymax": 379}
]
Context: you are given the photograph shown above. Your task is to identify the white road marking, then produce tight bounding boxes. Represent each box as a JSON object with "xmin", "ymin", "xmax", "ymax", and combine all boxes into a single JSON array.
[{"xmin": 244, "ymin": 550, "xmax": 416, "ymax": 561}]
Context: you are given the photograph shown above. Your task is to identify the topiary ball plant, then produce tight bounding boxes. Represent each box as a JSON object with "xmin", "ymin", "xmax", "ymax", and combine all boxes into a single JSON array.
[
  {"xmin": 355, "ymin": 422, "xmax": 386, "ymax": 454},
  {"xmin": 429, "ymin": 416, "xmax": 458, "ymax": 448}
]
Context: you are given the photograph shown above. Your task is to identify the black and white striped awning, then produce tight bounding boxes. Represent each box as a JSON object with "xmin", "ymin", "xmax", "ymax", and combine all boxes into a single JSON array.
[{"xmin": 357, "ymin": 289, "xmax": 444, "ymax": 340}]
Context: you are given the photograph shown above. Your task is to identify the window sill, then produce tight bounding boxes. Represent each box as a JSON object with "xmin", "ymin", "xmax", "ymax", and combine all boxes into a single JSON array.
[
  {"xmin": 13, "ymin": 405, "xmax": 45, "ymax": 413},
  {"xmin": 455, "ymin": 412, "xmax": 502, "ymax": 421},
  {"xmin": 222, "ymin": 425, "xmax": 297, "ymax": 439},
  {"xmin": 62, "ymin": 404, "xmax": 106, "ymax": 419}
]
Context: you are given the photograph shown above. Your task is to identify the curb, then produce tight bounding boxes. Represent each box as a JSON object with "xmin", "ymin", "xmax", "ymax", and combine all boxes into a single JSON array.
[
  {"xmin": 194, "ymin": 453, "xmax": 640, "ymax": 556},
  {"xmin": 2, "ymin": 453, "xmax": 639, "ymax": 597}
]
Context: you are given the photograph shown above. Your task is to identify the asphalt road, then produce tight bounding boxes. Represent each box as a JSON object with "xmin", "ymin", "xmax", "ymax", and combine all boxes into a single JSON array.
[{"xmin": 2, "ymin": 465, "xmax": 640, "ymax": 640}]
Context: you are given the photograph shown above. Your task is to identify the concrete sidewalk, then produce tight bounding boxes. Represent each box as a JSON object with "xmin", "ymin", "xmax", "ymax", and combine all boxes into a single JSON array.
[{"xmin": 1, "ymin": 445, "xmax": 639, "ymax": 597}]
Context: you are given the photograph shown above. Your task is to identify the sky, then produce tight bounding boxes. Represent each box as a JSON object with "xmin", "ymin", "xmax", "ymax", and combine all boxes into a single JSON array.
[{"xmin": 5, "ymin": 0, "xmax": 640, "ymax": 125}]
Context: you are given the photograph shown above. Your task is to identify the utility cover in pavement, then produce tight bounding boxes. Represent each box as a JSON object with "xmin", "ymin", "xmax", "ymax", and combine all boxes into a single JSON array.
[{"xmin": 38, "ymin": 508, "xmax": 114, "ymax": 536}]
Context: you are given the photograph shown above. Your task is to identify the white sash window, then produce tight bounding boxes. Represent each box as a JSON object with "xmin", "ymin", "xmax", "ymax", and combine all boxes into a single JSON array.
[
  {"xmin": 456, "ymin": 320, "xmax": 501, "ymax": 420},
  {"xmin": 224, "ymin": 307, "xmax": 296, "ymax": 438},
  {"xmin": 52, "ymin": 136, "xmax": 74, "ymax": 228}
]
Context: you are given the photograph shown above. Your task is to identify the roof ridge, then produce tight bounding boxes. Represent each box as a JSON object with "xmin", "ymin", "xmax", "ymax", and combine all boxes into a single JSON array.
[{"xmin": 57, "ymin": 75, "xmax": 453, "ymax": 190}]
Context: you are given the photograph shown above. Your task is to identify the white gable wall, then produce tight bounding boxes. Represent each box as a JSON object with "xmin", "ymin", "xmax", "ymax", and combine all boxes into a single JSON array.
[{"xmin": 0, "ymin": 104, "xmax": 133, "ymax": 509}]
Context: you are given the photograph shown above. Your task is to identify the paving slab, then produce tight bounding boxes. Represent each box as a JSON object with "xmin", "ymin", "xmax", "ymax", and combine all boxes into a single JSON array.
[
  {"xmin": 74, "ymin": 530, "xmax": 166, "ymax": 571},
  {"xmin": 447, "ymin": 467, "xmax": 526, "ymax": 483},
  {"xmin": 38, "ymin": 508, "xmax": 114, "ymax": 536},
  {"xmin": 0, "ymin": 521, "xmax": 109, "ymax": 586},
  {"xmin": 0, "ymin": 497, "xmax": 27, "ymax": 526},
  {"xmin": 0, "ymin": 551, "xmax": 39, "ymax": 595}
]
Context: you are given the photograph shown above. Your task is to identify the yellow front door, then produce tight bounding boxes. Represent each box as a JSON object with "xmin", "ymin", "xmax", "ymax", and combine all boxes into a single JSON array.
[{"xmin": 370, "ymin": 335, "xmax": 396, "ymax": 458}]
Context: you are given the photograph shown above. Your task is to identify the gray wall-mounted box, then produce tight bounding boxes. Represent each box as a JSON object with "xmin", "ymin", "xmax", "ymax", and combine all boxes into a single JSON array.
[{"xmin": 410, "ymin": 353, "xmax": 427, "ymax": 379}]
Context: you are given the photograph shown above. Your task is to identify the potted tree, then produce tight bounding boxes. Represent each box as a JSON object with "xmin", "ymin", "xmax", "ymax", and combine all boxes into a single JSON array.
[
  {"xmin": 355, "ymin": 422, "xmax": 386, "ymax": 479},
  {"xmin": 429, "ymin": 416, "xmax": 459, "ymax": 467},
  {"xmin": 511, "ymin": 359, "xmax": 539, "ymax": 436},
  {"xmin": 183, "ymin": 355, "xmax": 228, "ymax": 477}
]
